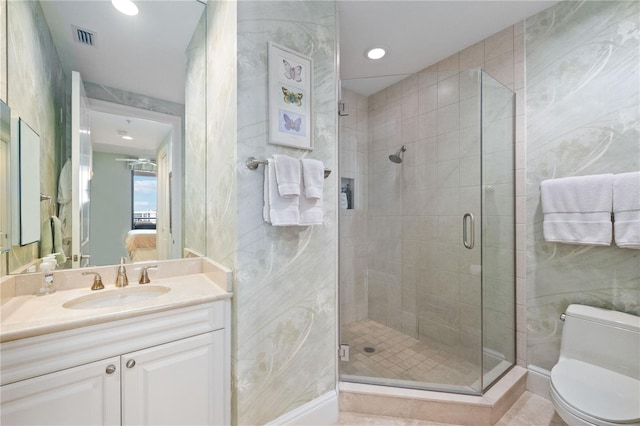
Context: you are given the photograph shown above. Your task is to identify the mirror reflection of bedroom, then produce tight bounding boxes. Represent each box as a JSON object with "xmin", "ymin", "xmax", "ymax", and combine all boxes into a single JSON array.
[{"xmin": 89, "ymin": 106, "xmax": 173, "ymax": 266}]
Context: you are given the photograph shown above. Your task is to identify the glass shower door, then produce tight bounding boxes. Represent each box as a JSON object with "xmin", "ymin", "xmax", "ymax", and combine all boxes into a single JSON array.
[
  {"xmin": 480, "ymin": 71, "xmax": 516, "ymax": 390},
  {"xmin": 338, "ymin": 69, "xmax": 515, "ymax": 395}
]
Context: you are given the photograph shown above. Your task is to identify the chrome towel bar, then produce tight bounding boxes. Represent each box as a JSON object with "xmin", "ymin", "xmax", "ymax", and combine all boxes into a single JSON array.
[{"xmin": 246, "ymin": 156, "xmax": 331, "ymax": 179}]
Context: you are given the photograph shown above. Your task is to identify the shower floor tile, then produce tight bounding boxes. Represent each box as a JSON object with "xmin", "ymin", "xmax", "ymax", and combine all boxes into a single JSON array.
[{"xmin": 341, "ymin": 319, "xmax": 480, "ymax": 388}]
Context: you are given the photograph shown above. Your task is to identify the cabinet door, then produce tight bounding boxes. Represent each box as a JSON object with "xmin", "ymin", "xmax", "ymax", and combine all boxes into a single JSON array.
[
  {"xmin": 0, "ymin": 356, "xmax": 121, "ymax": 426},
  {"xmin": 121, "ymin": 331, "xmax": 223, "ymax": 426}
]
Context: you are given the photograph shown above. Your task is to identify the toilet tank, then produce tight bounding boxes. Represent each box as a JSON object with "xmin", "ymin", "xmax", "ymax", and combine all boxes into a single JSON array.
[{"xmin": 560, "ymin": 304, "xmax": 640, "ymax": 380}]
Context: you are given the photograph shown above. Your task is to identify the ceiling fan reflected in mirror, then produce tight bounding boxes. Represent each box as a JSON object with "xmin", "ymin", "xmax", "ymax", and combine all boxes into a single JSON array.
[{"xmin": 115, "ymin": 157, "xmax": 157, "ymax": 168}]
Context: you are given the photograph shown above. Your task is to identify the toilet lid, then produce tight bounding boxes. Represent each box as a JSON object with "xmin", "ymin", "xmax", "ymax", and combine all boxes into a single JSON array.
[{"xmin": 551, "ymin": 359, "xmax": 640, "ymax": 424}]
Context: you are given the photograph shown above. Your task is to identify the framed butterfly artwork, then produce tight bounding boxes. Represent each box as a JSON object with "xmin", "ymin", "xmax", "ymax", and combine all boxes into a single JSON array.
[{"xmin": 268, "ymin": 42, "xmax": 313, "ymax": 150}]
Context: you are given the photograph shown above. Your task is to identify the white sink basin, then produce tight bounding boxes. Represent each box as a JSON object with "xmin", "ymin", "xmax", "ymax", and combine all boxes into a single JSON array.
[{"xmin": 63, "ymin": 286, "xmax": 171, "ymax": 310}]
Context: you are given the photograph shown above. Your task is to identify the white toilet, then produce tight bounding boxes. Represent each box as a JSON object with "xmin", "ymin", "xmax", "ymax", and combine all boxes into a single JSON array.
[{"xmin": 550, "ymin": 304, "xmax": 640, "ymax": 426}]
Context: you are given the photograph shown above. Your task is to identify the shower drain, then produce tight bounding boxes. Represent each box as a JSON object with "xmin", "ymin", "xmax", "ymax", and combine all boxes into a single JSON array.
[{"xmin": 363, "ymin": 346, "xmax": 376, "ymax": 353}]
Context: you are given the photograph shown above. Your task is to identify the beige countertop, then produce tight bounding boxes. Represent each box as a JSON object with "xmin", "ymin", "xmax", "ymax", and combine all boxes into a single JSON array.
[{"xmin": 0, "ymin": 272, "xmax": 232, "ymax": 343}]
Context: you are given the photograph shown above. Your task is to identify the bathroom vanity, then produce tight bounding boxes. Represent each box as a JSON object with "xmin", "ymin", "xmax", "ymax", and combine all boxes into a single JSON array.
[{"xmin": 0, "ymin": 257, "xmax": 232, "ymax": 426}]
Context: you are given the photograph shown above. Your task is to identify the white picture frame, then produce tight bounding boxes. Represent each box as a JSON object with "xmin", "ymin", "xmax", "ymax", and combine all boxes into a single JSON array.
[{"xmin": 268, "ymin": 42, "xmax": 313, "ymax": 151}]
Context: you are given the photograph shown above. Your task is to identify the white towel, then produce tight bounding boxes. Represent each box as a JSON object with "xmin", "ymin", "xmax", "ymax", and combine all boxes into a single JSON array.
[
  {"xmin": 40, "ymin": 217, "xmax": 53, "ymax": 257},
  {"xmin": 273, "ymin": 154, "xmax": 301, "ymax": 197},
  {"xmin": 57, "ymin": 159, "xmax": 72, "ymax": 243},
  {"xmin": 264, "ymin": 159, "xmax": 299, "ymax": 226},
  {"xmin": 299, "ymin": 184, "xmax": 323, "ymax": 226},
  {"xmin": 613, "ymin": 171, "xmax": 640, "ymax": 249},
  {"xmin": 51, "ymin": 216, "xmax": 67, "ymax": 265},
  {"xmin": 540, "ymin": 174, "xmax": 613, "ymax": 245},
  {"xmin": 301, "ymin": 159, "xmax": 325, "ymax": 199}
]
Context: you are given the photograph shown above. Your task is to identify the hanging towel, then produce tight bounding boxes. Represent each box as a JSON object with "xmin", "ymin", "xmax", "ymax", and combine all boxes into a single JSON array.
[
  {"xmin": 51, "ymin": 216, "xmax": 67, "ymax": 265},
  {"xmin": 613, "ymin": 171, "xmax": 640, "ymax": 249},
  {"xmin": 273, "ymin": 154, "xmax": 301, "ymax": 197},
  {"xmin": 264, "ymin": 159, "xmax": 300, "ymax": 226},
  {"xmin": 57, "ymin": 159, "xmax": 72, "ymax": 246},
  {"xmin": 301, "ymin": 158, "xmax": 325, "ymax": 199},
  {"xmin": 40, "ymin": 217, "xmax": 53, "ymax": 257},
  {"xmin": 540, "ymin": 174, "xmax": 613, "ymax": 245},
  {"xmin": 299, "ymin": 185, "xmax": 324, "ymax": 226}
]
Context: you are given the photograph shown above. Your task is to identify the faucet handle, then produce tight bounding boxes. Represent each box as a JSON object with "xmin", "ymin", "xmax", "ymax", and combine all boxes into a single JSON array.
[
  {"xmin": 139, "ymin": 265, "xmax": 158, "ymax": 284},
  {"xmin": 82, "ymin": 272, "xmax": 105, "ymax": 290}
]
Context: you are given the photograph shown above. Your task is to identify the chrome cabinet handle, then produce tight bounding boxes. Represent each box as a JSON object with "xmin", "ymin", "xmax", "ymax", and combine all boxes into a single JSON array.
[
  {"xmin": 126, "ymin": 359, "xmax": 136, "ymax": 369},
  {"xmin": 463, "ymin": 213, "xmax": 475, "ymax": 249},
  {"xmin": 106, "ymin": 365, "xmax": 117, "ymax": 375}
]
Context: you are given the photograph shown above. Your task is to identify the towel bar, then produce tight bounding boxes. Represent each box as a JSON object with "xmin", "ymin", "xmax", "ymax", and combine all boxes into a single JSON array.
[{"xmin": 246, "ymin": 156, "xmax": 331, "ymax": 179}]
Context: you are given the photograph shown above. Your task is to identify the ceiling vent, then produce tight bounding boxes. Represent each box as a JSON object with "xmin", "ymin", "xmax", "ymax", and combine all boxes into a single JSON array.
[{"xmin": 72, "ymin": 26, "xmax": 96, "ymax": 47}]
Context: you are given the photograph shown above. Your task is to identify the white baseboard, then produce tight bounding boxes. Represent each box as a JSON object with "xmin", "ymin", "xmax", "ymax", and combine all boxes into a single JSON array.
[
  {"xmin": 526, "ymin": 364, "xmax": 551, "ymax": 400},
  {"xmin": 266, "ymin": 390, "xmax": 339, "ymax": 426}
]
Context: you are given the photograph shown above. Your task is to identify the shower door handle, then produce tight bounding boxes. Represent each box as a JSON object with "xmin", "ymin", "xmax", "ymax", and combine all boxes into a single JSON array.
[{"xmin": 463, "ymin": 213, "xmax": 475, "ymax": 249}]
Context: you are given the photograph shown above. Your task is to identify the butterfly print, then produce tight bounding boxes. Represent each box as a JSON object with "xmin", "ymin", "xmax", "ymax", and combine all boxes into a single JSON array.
[
  {"xmin": 282, "ymin": 87, "xmax": 303, "ymax": 106},
  {"xmin": 283, "ymin": 59, "xmax": 302, "ymax": 82},
  {"xmin": 283, "ymin": 113, "xmax": 302, "ymax": 132}
]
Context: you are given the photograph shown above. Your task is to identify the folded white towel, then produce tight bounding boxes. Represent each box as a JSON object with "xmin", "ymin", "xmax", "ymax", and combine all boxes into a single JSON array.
[
  {"xmin": 51, "ymin": 216, "xmax": 67, "ymax": 265},
  {"xmin": 301, "ymin": 159, "xmax": 325, "ymax": 199},
  {"xmin": 264, "ymin": 159, "xmax": 299, "ymax": 226},
  {"xmin": 613, "ymin": 171, "xmax": 640, "ymax": 249},
  {"xmin": 299, "ymin": 184, "xmax": 323, "ymax": 226},
  {"xmin": 273, "ymin": 154, "xmax": 301, "ymax": 197},
  {"xmin": 540, "ymin": 174, "xmax": 613, "ymax": 245}
]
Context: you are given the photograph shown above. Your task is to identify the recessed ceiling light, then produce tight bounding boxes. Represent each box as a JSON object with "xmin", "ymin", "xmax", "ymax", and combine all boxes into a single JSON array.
[
  {"xmin": 112, "ymin": 0, "xmax": 138, "ymax": 16},
  {"xmin": 122, "ymin": 135, "xmax": 133, "ymax": 140},
  {"xmin": 366, "ymin": 47, "xmax": 386, "ymax": 60}
]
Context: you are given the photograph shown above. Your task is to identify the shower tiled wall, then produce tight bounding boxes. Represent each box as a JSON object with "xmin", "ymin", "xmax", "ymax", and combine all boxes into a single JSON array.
[
  {"xmin": 341, "ymin": 23, "xmax": 526, "ymax": 367},
  {"xmin": 369, "ymin": 25, "xmax": 524, "ymax": 358}
]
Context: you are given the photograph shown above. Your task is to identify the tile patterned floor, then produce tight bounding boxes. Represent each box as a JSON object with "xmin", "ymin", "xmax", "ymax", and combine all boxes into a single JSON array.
[
  {"xmin": 338, "ymin": 391, "xmax": 568, "ymax": 426},
  {"xmin": 340, "ymin": 320, "xmax": 480, "ymax": 389}
]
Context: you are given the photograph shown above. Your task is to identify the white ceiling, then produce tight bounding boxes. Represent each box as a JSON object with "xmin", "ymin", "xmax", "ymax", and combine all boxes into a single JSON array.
[
  {"xmin": 40, "ymin": 0, "xmax": 205, "ymax": 104},
  {"xmin": 90, "ymin": 110, "xmax": 172, "ymax": 158},
  {"xmin": 40, "ymin": 0, "xmax": 204, "ymax": 158},
  {"xmin": 38, "ymin": 0, "xmax": 558, "ymax": 154},
  {"xmin": 338, "ymin": 0, "xmax": 558, "ymax": 96}
]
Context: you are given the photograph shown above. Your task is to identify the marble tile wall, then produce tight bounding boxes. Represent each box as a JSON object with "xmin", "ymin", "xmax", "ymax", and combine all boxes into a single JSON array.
[
  {"xmin": 1, "ymin": 0, "xmax": 6, "ymax": 103},
  {"xmin": 203, "ymin": 1, "xmax": 338, "ymax": 424},
  {"xmin": 184, "ymin": 12, "xmax": 207, "ymax": 257},
  {"xmin": 5, "ymin": 0, "xmax": 66, "ymax": 274},
  {"xmin": 1, "ymin": 0, "xmax": 6, "ymax": 277},
  {"xmin": 339, "ymin": 89, "xmax": 369, "ymax": 327},
  {"xmin": 206, "ymin": 0, "xmax": 237, "ymax": 268},
  {"xmin": 525, "ymin": 0, "xmax": 640, "ymax": 371},
  {"xmin": 362, "ymin": 25, "xmax": 523, "ymax": 368}
]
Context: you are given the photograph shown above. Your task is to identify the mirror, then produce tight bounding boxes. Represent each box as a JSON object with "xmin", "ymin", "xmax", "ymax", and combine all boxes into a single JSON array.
[
  {"xmin": 5, "ymin": 0, "xmax": 207, "ymax": 273},
  {"xmin": 11, "ymin": 118, "xmax": 41, "ymax": 246}
]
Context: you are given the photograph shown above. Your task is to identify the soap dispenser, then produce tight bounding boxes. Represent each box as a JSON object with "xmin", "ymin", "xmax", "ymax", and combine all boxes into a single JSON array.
[
  {"xmin": 115, "ymin": 257, "xmax": 129, "ymax": 287},
  {"xmin": 35, "ymin": 257, "xmax": 57, "ymax": 296}
]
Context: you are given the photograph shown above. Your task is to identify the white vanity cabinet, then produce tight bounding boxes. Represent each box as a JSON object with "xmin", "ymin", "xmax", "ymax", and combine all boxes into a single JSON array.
[
  {"xmin": 0, "ymin": 356, "xmax": 122, "ymax": 425},
  {"xmin": 122, "ymin": 331, "xmax": 224, "ymax": 425},
  {"xmin": 0, "ymin": 301, "xmax": 230, "ymax": 426}
]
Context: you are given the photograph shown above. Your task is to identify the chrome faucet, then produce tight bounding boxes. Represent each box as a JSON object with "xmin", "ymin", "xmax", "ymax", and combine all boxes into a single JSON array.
[
  {"xmin": 138, "ymin": 265, "xmax": 158, "ymax": 284},
  {"xmin": 115, "ymin": 257, "xmax": 129, "ymax": 287}
]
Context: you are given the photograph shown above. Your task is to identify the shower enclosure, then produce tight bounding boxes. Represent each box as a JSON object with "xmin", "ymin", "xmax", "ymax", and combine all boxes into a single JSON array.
[{"xmin": 338, "ymin": 69, "xmax": 515, "ymax": 395}]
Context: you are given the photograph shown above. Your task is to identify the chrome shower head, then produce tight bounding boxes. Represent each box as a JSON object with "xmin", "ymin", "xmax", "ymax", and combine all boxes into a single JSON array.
[{"xmin": 389, "ymin": 145, "xmax": 407, "ymax": 164}]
